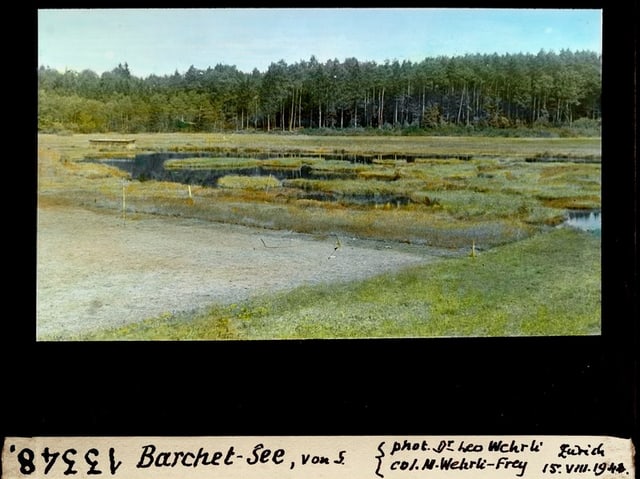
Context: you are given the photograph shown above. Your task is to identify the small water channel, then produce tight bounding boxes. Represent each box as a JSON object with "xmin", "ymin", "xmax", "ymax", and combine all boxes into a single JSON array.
[{"xmin": 564, "ymin": 210, "xmax": 601, "ymax": 232}]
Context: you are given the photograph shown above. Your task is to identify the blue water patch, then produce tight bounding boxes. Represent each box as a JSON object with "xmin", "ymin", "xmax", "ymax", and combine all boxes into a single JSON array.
[{"xmin": 565, "ymin": 210, "xmax": 601, "ymax": 232}]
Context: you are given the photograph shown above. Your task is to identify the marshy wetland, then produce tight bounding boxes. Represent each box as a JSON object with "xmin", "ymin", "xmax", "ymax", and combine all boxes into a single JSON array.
[{"xmin": 37, "ymin": 133, "xmax": 601, "ymax": 340}]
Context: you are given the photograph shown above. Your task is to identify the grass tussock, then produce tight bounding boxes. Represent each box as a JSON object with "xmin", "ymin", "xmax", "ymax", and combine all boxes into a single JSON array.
[
  {"xmin": 260, "ymin": 157, "xmax": 323, "ymax": 168},
  {"xmin": 218, "ymin": 175, "xmax": 281, "ymax": 190},
  {"xmin": 357, "ymin": 168, "xmax": 401, "ymax": 181},
  {"xmin": 165, "ymin": 157, "xmax": 260, "ymax": 169}
]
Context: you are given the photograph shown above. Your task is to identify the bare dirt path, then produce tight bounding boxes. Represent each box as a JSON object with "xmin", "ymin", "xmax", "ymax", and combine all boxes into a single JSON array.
[{"xmin": 37, "ymin": 205, "xmax": 439, "ymax": 339}]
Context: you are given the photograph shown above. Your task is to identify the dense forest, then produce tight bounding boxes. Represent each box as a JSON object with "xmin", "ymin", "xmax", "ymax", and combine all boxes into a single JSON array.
[{"xmin": 38, "ymin": 49, "xmax": 601, "ymax": 135}]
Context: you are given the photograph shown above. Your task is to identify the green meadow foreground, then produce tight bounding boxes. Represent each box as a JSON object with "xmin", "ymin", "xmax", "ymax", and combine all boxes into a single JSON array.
[{"xmin": 37, "ymin": 133, "xmax": 601, "ymax": 340}]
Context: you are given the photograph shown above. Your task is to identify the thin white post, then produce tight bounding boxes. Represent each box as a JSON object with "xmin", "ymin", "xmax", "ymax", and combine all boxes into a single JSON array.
[{"xmin": 122, "ymin": 180, "xmax": 126, "ymax": 225}]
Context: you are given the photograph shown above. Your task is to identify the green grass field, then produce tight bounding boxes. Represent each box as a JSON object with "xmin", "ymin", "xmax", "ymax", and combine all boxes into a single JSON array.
[{"xmin": 38, "ymin": 132, "xmax": 601, "ymax": 339}]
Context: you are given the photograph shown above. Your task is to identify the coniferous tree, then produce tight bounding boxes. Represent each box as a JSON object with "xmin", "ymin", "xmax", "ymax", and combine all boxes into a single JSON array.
[{"xmin": 37, "ymin": 50, "xmax": 601, "ymax": 134}]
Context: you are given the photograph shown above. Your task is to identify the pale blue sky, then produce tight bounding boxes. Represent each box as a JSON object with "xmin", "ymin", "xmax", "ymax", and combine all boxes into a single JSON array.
[{"xmin": 38, "ymin": 8, "xmax": 602, "ymax": 77}]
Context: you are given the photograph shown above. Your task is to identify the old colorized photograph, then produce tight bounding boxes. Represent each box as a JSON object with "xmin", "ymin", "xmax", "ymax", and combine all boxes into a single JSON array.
[{"xmin": 37, "ymin": 8, "xmax": 603, "ymax": 341}]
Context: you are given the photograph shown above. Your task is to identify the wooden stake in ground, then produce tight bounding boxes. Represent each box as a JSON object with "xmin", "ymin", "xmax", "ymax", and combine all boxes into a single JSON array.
[
  {"xmin": 187, "ymin": 184, "xmax": 194, "ymax": 205},
  {"xmin": 122, "ymin": 180, "xmax": 127, "ymax": 225},
  {"xmin": 328, "ymin": 234, "xmax": 342, "ymax": 259}
]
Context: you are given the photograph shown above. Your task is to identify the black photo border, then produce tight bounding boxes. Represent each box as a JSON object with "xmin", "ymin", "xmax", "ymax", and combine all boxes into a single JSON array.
[{"xmin": 5, "ymin": 0, "xmax": 636, "ymax": 448}]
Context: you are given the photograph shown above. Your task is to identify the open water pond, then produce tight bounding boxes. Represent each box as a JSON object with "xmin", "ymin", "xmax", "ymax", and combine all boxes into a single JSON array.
[
  {"xmin": 88, "ymin": 150, "xmax": 460, "ymax": 206},
  {"xmin": 125, "ymin": 152, "xmax": 308, "ymax": 184},
  {"xmin": 90, "ymin": 150, "xmax": 473, "ymax": 184}
]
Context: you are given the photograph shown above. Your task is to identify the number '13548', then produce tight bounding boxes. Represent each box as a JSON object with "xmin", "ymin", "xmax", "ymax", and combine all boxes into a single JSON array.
[{"xmin": 8, "ymin": 445, "xmax": 122, "ymax": 475}]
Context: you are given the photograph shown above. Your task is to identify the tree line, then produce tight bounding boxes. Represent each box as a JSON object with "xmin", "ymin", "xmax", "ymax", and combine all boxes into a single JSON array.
[{"xmin": 38, "ymin": 49, "xmax": 601, "ymax": 134}]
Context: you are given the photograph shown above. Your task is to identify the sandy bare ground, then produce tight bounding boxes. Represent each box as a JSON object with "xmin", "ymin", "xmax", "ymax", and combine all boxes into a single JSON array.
[{"xmin": 37, "ymin": 205, "xmax": 439, "ymax": 339}]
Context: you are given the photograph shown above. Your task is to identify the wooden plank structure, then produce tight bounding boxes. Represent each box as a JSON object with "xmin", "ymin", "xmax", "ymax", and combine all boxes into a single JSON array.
[{"xmin": 89, "ymin": 138, "xmax": 136, "ymax": 150}]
